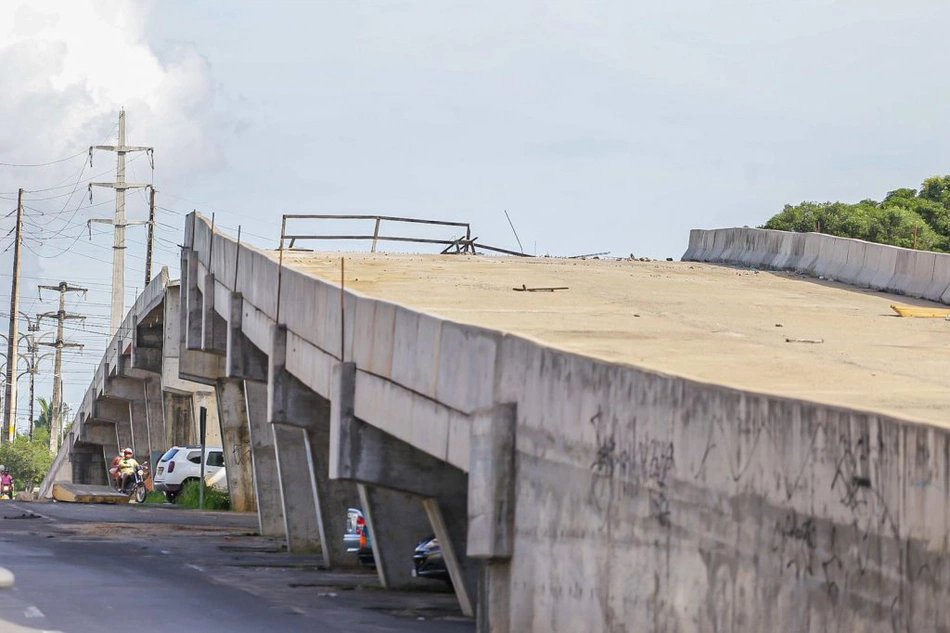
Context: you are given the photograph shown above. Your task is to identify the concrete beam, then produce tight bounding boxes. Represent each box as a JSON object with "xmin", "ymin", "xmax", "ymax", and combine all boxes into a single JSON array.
[
  {"xmin": 227, "ymin": 293, "xmax": 267, "ymax": 383},
  {"xmin": 215, "ymin": 379, "xmax": 257, "ymax": 513},
  {"xmin": 269, "ymin": 324, "xmax": 323, "ymax": 429},
  {"xmin": 102, "ymin": 375, "xmax": 145, "ymax": 402},
  {"xmin": 179, "ymin": 348, "xmax": 226, "ymax": 387},
  {"xmin": 244, "ymin": 380, "xmax": 286, "ymax": 539},
  {"xmin": 79, "ymin": 421, "xmax": 117, "ymax": 447},
  {"xmin": 202, "ymin": 273, "xmax": 227, "ymax": 355}
]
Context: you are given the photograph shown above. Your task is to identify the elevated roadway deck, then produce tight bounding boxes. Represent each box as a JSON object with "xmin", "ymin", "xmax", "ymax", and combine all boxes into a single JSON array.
[{"xmin": 277, "ymin": 252, "xmax": 950, "ymax": 426}]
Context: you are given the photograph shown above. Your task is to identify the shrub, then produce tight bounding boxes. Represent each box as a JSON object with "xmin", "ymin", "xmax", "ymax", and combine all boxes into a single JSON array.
[{"xmin": 176, "ymin": 480, "xmax": 230, "ymax": 511}]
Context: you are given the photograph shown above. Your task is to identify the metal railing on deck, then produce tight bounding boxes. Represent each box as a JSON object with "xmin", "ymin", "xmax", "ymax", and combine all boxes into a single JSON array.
[{"xmin": 279, "ymin": 214, "xmax": 530, "ymax": 256}]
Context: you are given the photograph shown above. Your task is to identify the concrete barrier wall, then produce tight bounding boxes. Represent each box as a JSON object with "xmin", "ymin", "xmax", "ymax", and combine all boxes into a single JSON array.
[
  {"xmin": 494, "ymin": 337, "xmax": 950, "ymax": 632},
  {"xmin": 684, "ymin": 228, "xmax": 950, "ymax": 305}
]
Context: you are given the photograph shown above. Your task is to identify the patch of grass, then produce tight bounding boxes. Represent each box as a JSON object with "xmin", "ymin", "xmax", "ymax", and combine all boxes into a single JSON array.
[
  {"xmin": 144, "ymin": 490, "xmax": 167, "ymax": 504},
  {"xmin": 176, "ymin": 480, "xmax": 230, "ymax": 511}
]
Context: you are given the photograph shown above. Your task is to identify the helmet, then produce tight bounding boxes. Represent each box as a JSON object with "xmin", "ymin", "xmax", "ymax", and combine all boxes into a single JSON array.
[{"xmin": 122, "ymin": 448, "xmax": 133, "ymax": 456}]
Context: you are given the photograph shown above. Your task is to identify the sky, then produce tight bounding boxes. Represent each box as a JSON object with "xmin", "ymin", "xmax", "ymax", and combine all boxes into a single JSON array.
[{"xmin": 0, "ymin": 0, "xmax": 949, "ymax": 430}]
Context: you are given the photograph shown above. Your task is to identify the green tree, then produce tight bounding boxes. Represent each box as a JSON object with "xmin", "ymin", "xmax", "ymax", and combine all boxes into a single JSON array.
[
  {"xmin": 762, "ymin": 175, "xmax": 950, "ymax": 252},
  {"xmin": 0, "ymin": 434, "xmax": 53, "ymax": 493},
  {"xmin": 34, "ymin": 397, "xmax": 51, "ymax": 430}
]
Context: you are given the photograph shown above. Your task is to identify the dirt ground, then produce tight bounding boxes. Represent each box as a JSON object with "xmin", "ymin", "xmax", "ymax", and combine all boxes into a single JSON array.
[{"xmin": 277, "ymin": 252, "xmax": 950, "ymax": 426}]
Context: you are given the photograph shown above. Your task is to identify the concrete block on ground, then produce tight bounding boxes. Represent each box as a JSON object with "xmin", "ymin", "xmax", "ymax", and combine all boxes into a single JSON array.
[{"xmin": 52, "ymin": 483, "xmax": 129, "ymax": 504}]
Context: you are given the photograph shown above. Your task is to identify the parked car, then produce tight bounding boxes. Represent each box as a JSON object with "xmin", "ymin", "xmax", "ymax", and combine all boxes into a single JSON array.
[
  {"xmin": 344, "ymin": 508, "xmax": 375, "ymax": 567},
  {"xmin": 412, "ymin": 536, "xmax": 449, "ymax": 581},
  {"xmin": 153, "ymin": 445, "xmax": 227, "ymax": 503}
]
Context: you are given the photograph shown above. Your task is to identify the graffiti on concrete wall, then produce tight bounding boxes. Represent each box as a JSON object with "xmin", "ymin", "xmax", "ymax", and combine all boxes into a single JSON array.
[{"xmin": 589, "ymin": 406, "xmax": 675, "ymax": 526}]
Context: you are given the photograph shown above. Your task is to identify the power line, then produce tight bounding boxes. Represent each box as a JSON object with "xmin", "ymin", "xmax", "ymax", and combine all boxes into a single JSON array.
[{"xmin": 0, "ymin": 150, "xmax": 87, "ymax": 168}]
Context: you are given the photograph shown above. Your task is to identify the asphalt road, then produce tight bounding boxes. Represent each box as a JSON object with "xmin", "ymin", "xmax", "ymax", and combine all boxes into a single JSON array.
[{"xmin": 0, "ymin": 500, "xmax": 473, "ymax": 633}]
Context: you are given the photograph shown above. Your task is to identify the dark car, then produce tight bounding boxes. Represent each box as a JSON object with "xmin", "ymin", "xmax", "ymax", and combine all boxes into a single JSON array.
[{"xmin": 412, "ymin": 536, "xmax": 449, "ymax": 581}]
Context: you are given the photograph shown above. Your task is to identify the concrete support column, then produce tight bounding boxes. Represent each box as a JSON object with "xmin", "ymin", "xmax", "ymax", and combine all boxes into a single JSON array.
[
  {"xmin": 244, "ymin": 380, "xmax": 285, "ymax": 539},
  {"xmin": 129, "ymin": 400, "xmax": 150, "ymax": 461},
  {"xmin": 215, "ymin": 378, "xmax": 257, "ymax": 513},
  {"xmin": 468, "ymin": 403, "xmax": 517, "ymax": 633},
  {"xmin": 163, "ymin": 392, "xmax": 194, "ymax": 447},
  {"xmin": 143, "ymin": 378, "xmax": 166, "ymax": 462},
  {"xmin": 272, "ymin": 423, "xmax": 321, "ymax": 552}
]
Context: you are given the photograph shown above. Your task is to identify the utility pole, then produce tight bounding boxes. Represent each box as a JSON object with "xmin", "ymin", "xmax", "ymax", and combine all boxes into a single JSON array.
[
  {"xmin": 3, "ymin": 189, "xmax": 24, "ymax": 443},
  {"xmin": 88, "ymin": 108, "xmax": 153, "ymax": 336},
  {"xmin": 38, "ymin": 282, "xmax": 87, "ymax": 454},
  {"xmin": 19, "ymin": 320, "xmax": 51, "ymax": 442},
  {"xmin": 145, "ymin": 186, "xmax": 156, "ymax": 286}
]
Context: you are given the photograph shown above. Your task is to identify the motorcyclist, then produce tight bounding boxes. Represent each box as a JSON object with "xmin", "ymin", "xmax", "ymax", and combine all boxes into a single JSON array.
[
  {"xmin": 117, "ymin": 448, "xmax": 139, "ymax": 493},
  {"xmin": 0, "ymin": 467, "xmax": 13, "ymax": 499}
]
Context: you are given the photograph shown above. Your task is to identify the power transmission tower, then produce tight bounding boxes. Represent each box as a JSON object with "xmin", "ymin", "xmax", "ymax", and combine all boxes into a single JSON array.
[
  {"xmin": 3, "ymin": 189, "xmax": 24, "ymax": 443},
  {"xmin": 38, "ymin": 282, "xmax": 87, "ymax": 454},
  {"xmin": 18, "ymin": 316, "xmax": 51, "ymax": 442},
  {"xmin": 88, "ymin": 108, "xmax": 153, "ymax": 335},
  {"xmin": 145, "ymin": 186, "xmax": 157, "ymax": 286}
]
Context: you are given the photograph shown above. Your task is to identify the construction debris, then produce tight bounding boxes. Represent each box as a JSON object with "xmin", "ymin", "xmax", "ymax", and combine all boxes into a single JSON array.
[
  {"xmin": 513, "ymin": 284, "xmax": 569, "ymax": 292},
  {"xmin": 890, "ymin": 304, "xmax": 950, "ymax": 318}
]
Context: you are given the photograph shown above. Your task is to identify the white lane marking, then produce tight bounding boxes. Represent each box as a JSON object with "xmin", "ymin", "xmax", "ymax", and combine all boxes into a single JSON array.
[
  {"xmin": 24, "ymin": 605, "xmax": 44, "ymax": 618},
  {"xmin": 8, "ymin": 503, "xmax": 54, "ymax": 522},
  {"xmin": 185, "ymin": 563, "xmax": 205, "ymax": 572}
]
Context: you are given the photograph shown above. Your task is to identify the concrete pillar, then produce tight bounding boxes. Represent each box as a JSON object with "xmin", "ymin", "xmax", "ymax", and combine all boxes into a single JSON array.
[
  {"xmin": 143, "ymin": 378, "xmax": 166, "ymax": 462},
  {"xmin": 270, "ymin": 324, "xmax": 359, "ymax": 565},
  {"xmin": 129, "ymin": 400, "xmax": 150, "ymax": 462},
  {"xmin": 215, "ymin": 378, "xmax": 257, "ymax": 513},
  {"xmin": 244, "ymin": 380, "xmax": 285, "ymax": 539},
  {"xmin": 163, "ymin": 392, "xmax": 194, "ymax": 447},
  {"xmin": 272, "ymin": 423, "xmax": 321, "ymax": 552},
  {"xmin": 468, "ymin": 403, "xmax": 517, "ymax": 633}
]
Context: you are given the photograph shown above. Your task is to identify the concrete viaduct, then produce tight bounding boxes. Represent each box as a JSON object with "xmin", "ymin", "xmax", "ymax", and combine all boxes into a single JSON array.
[{"xmin": 41, "ymin": 214, "xmax": 950, "ymax": 632}]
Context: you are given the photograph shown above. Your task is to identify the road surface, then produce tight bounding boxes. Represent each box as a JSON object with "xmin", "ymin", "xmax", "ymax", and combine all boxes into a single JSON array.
[{"xmin": 0, "ymin": 500, "xmax": 472, "ymax": 633}]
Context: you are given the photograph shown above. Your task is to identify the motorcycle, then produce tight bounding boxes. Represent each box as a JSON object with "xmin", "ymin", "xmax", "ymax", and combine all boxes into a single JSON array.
[
  {"xmin": 116, "ymin": 462, "xmax": 149, "ymax": 504},
  {"xmin": 0, "ymin": 481, "xmax": 14, "ymax": 501}
]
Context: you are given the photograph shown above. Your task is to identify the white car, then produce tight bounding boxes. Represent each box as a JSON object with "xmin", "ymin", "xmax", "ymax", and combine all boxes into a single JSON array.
[{"xmin": 153, "ymin": 445, "xmax": 227, "ymax": 503}]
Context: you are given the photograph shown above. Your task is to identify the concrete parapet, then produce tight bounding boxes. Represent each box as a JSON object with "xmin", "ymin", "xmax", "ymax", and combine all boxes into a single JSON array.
[
  {"xmin": 869, "ymin": 245, "xmax": 900, "ymax": 290},
  {"xmin": 906, "ymin": 250, "xmax": 937, "ymax": 298},
  {"xmin": 681, "ymin": 229, "xmax": 703, "ymax": 261},
  {"xmin": 689, "ymin": 228, "xmax": 950, "ymax": 307},
  {"xmin": 854, "ymin": 242, "xmax": 883, "ymax": 287},
  {"xmin": 926, "ymin": 253, "xmax": 950, "ymax": 302}
]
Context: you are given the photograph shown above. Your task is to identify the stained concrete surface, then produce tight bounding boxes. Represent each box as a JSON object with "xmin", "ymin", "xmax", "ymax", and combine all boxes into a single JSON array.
[{"xmin": 275, "ymin": 252, "xmax": 950, "ymax": 426}]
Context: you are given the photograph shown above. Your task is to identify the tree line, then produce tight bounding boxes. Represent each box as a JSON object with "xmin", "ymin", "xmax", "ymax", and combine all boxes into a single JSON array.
[{"xmin": 762, "ymin": 176, "xmax": 950, "ymax": 252}]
